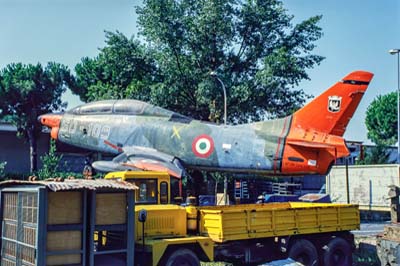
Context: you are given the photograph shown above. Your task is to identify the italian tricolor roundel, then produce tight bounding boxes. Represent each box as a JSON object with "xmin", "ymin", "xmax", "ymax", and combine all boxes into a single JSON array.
[{"xmin": 192, "ymin": 134, "xmax": 214, "ymax": 158}]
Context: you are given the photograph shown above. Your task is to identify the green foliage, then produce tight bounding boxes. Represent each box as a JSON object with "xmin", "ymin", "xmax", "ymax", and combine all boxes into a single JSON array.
[
  {"xmin": 72, "ymin": 31, "xmax": 158, "ymax": 103},
  {"xmin": 356, "ymin": 145, "xmax": 392, "ymax": 165},
  {"xmin": 0, "ymin": 161, "xmax": 7, "ymax": 178},
  {"xmin": 0, "ymin": 62, "xmax": 73, "ymax": 171},
  {"xmin": 38, "ymin": 140, "xmax": 63, "ymax": 179},
  {"xmin": 365, "ymin": 91, "xmax": 397, "ymax": 145},
  {"xmin": 73, "ymin": 0, "xmax": 323, "ymax": 122}
]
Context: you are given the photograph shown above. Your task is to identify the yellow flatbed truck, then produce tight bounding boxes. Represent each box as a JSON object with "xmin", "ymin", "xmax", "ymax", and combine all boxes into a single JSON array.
[{"xmin": 105, "ymin": 171, "xmax": 360, "ymax": 266}]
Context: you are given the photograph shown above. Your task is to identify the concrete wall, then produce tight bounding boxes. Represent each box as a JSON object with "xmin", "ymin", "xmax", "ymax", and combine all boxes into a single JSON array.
[
  {"xmin": 0, "ymin": 131, "xmax": 50, "ymax": 174},
  {"xmin": 326, "ymin": 164, "xmax": 400, "ymax": 211}
]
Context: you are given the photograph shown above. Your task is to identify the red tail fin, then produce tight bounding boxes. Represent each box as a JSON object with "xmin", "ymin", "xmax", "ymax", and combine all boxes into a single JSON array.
[{"xmin": 292, "ymin": 71, "xmax": 374, "ymax": 136}]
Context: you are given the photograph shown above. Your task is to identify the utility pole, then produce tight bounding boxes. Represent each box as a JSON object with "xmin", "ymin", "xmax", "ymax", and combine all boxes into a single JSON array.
[{"xmin": 389, "ymin": 49, "xmax": 400, "ymax": 164}]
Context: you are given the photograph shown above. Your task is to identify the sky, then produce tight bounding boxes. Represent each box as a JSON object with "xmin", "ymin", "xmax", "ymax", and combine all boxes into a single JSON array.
[{"xmin": 0, "ymin": 0, "xmax": 399, "ymax": 143}]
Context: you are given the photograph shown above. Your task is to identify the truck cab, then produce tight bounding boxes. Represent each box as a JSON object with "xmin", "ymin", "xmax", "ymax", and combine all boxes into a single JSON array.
[
  {"xmin": 105, "ymin": 171, "xmax": 181, "ymax": 205},
  {"xmin": 105, "ymin": 171, "xmax": 213, "ymax": 266}
]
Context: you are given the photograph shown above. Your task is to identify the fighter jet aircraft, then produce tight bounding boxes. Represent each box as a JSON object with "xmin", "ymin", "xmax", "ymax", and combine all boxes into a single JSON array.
[{"xmin": 39, "ymin": 71, "xmax": 373, "ymax": 178}]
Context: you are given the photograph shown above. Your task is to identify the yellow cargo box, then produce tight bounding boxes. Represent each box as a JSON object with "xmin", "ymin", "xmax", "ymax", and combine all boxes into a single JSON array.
[{"xmin": 198, "ymin": 202, "xmax": 359, "ymax": 242}]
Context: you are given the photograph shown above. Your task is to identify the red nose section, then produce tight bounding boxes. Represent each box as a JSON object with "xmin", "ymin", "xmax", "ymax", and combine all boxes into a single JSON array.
[
  {"xmin": 39, "ymin": 114, "xmax": 62, "ymax": 128},
  {"xmin": 38, "ymin": 114, "xmax": 62, "ymax": 139}
]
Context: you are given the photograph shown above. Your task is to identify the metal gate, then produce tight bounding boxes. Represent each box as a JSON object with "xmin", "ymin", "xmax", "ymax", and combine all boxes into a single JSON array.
[{"xmin": 1, "ymin": 192, "xmax": 38, "ymax": 266}]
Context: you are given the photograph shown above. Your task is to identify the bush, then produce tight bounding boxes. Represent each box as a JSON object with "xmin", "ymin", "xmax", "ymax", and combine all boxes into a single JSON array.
[
  {"xmin": 0, "ymin": 161, "xmax": 7, "ymax": 178},
  {"xmin": 38, "ymin": 139, "xmax": 63, "ymax": 179}
]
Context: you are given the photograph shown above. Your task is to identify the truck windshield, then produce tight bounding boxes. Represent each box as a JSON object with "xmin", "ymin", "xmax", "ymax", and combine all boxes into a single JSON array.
[{"xmin": 129, "ymin": 179, "xmax": 158, "ymax": 204}]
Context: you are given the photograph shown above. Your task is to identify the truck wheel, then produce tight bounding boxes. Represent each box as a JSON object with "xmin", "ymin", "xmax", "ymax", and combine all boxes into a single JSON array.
[
  {"xmin": 163, "ymin": 248, "xmax": 200, "ymax": 266},
  {"xmin": 288, "ymin": 239, "xmax": 318, "ymax": 266},
  {"xmin": 323, "ymin": 237, "xmax": 352, "ymax": 266}
]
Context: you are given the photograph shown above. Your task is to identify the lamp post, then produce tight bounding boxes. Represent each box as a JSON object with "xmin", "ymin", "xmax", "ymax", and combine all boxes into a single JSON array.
[
  {"xmin": 210, "ymin": 71, "xmax": 228, "ymax": 205},
  {"xmin": 210, "ymin": 71, "xmax": 227, "ymax": 126},
  {"xmin": 389, "ymin": 49, "xmax": 400, "ymax": 164}
]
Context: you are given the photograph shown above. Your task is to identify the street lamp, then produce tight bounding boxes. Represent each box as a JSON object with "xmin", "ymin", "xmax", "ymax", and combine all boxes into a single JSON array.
[
  {"xmin": 210, "ymin": 71, "xmax": 228, "ymax": 205},
  {"xmin": 210, "ymin": 71, "xmax": 227, "ymax": 126},
  {"xmin": 389, "ymin": 49, "xmax": 400, "ymax": 164}
]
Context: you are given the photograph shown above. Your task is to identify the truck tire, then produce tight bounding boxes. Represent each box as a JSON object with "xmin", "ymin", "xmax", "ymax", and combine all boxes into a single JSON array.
[
  {"xmin": 288, "ymin": 239, "xmax": 318, "ymax": 266},
  {"xmin": 322, "ymin": 237, "xmax": 352, "ymax": 266},
  {"xmin": 163, "ymin": 248, "xmax": 200, "ymax": 266}
]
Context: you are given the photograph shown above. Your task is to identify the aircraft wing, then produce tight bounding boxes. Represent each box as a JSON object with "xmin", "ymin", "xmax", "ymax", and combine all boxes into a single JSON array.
[{"xmin": 92, "ymin": 145, "xmax": 185, "ymax": 178}]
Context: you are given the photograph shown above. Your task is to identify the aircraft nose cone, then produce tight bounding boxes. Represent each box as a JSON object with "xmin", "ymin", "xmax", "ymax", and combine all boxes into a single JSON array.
[{"xmin": 38, "ymin": 113, "xmax": 63, "ymax": 128}]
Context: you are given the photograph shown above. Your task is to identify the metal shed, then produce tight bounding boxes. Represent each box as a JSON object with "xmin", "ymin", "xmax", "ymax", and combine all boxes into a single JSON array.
[{"xmin": 0, "ymin": 179, "xmax": 137, "ymax": 266}]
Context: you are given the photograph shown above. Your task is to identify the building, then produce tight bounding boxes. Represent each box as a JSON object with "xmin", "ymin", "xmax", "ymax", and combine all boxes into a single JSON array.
[
  {"xmin": 0, "ymin": 122, "xmax": 50, "ymax": 174},
  {"xmin": 0, "ymin": 122, "xmax": 95, "ymax": 175},
  {"xmin": 336, "ymin": 141, "xmax": 398, "ymax": 165}
]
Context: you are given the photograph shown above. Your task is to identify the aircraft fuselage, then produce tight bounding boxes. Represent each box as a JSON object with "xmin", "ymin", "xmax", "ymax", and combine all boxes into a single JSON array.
[{"xmin": 58, "ymin": 112, "xmax": 290, "ymax": 174}]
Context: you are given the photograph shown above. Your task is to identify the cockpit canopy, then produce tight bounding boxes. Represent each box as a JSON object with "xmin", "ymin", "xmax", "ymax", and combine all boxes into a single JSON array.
[{"xmin": 67, "ymin": 99, "xmax": 192, "ymax": 122}]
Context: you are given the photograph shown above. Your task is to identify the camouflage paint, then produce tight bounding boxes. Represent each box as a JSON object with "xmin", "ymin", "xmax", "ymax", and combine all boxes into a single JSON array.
[{"xmin": 58, "ymin": 99, "xmax": 282, "ymax": 174}]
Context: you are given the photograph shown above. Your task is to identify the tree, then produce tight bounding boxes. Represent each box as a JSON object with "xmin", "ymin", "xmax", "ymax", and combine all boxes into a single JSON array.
[
  {"xmin": 0, "ymin": 62, "xmax": 73, "ymax": 172},
  {"xmin": 72, "ymin": 31, "xmax": 158, "ymax": 103},
  {"xmin": 365, "ymin": 91, "xmax": 397, "ymax": 145},
  {"xmin": 356, "ymin": 145, "xmax": 392, "ymax": 165},
  {"xmin": 73, "ymin": 0, "xmax": 323, "ymax": 122}
]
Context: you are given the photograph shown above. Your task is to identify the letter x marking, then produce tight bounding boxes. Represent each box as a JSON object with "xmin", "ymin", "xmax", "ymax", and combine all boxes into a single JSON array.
[{"xmin": 171, "ymin": 125, "xmax": 186, "ymax": 140}]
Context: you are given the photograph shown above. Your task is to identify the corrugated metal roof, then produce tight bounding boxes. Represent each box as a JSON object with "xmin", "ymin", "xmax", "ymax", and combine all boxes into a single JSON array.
[{"xmin": 0, "ymin": 179, "xmax": 138, "ymax": 192}]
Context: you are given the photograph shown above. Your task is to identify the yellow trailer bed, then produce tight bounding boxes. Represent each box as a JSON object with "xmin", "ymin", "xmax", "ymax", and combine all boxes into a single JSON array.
[{"xmin": 198, "ymin": 202, "xmax": 359, "ymax": 243}]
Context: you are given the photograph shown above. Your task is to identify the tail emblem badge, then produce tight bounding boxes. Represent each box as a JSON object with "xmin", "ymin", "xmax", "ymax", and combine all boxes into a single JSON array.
[{"xmin": 328, "ymin": 96, "xmax": 342, "ymax": 113}]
